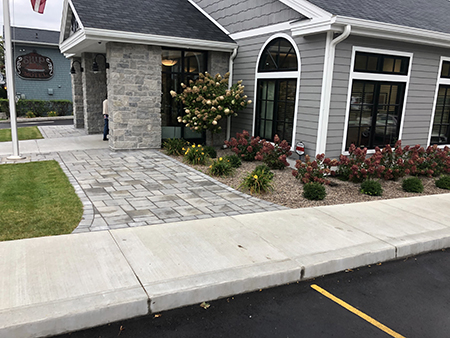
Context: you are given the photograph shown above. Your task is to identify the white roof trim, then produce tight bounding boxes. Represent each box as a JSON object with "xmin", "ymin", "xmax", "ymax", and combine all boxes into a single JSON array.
[
  {"xmin": 291, "ymin": 15, "xmax": 450, "ymax": 48},
  {"xmin": 230, "ymin": 21, "xmax": 295, "ymax": 41},
  {"xmin": 187, "ymin": 0, "xmax": 230, "ymax": 36},
  {"xmin": 12, "ymin": 40, "xmax": 59, "ymax": 47},
  {"xmin": 60, "ymin": 27, "xmax": 237, "ymax": 54},
  {"xmin": 336, "ymin": 16, "xmax": 450, "ymax": 48},
  {"xmin": 59, "ymin": 0, "xmax": 69, "ymax": 44},
  {"xmin": 278, "ymin": 0, "xmax": 332, "ymax": 20}
]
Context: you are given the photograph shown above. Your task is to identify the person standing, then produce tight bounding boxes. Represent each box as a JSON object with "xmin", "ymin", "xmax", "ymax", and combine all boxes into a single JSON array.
[{"xmin": 103, "ymin": 98, "xmax": 109, "ymax": 141}]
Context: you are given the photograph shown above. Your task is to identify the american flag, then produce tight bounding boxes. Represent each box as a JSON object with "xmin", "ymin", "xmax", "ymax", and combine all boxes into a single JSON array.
[{"xmin": 30, "ymin": 0, "xmax": 47, "ymax": 14}]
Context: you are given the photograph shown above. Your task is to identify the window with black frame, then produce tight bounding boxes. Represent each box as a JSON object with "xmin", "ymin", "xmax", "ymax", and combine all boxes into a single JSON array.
[
  {"xmin": 431, "ymin": 61, "xmax": 450, "ymax": 145},
  {"xmin": 161, "ymin": 49, "xmax": 207, "ymax": 142},
  {"xmin": 255, "ymin": 38, "xmax": 298, "ymax": 144},
  {"xmin": 346, "ymin": 52, "xmax": 409, "ymax": 149}
]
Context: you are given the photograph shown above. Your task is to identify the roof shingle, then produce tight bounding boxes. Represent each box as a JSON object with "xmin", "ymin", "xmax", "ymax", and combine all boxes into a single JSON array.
[{"xmin": 71, "ymin": 0, "xmax": 234, "ymax": 44}]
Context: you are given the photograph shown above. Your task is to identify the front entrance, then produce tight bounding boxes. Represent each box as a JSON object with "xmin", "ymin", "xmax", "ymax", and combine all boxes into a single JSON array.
[{"xmin": 161, "ymin": 49, "xmax": 207, "ymax": 144}]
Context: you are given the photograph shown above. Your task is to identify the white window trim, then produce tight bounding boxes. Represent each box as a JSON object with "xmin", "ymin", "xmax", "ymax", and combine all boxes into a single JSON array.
[
  {"xmin": 252, "ymin": 33, "xmax": 301, "ymax": 149},
  {"xmin": 341, "ymin": 46, "xmax": 413, "ymax": 155},
  {"xmin": 427, "ymin": 56, "xmax": 450, "ymax": 148}
]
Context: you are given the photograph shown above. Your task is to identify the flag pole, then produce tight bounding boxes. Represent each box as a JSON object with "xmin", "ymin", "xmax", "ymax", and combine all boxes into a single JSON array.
[{"xmin": 3, "ymin": 0, "xmax": 24, "ymax": 160}]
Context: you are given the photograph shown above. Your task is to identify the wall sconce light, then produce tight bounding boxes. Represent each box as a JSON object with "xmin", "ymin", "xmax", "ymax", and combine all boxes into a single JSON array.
[
  {"xmin": 93, "ymin": 54, "xmax": 110, "ymax": 73},
  {"xmin": 70, "ymin": 60, "xmax": 83, "ymax": 74},
  {"xmin": 162, "ymin": 59, "xmax": 178, "ymax": 67}
]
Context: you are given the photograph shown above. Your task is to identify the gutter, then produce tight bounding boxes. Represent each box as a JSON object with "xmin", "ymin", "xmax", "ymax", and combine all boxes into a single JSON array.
[
  {"xmin": 315, "ymin": 24, "xmax": 351, "ymax": 155},
  {"xmin": 226, "ymin": 47, "xmax": 238, "ymax": 141}
]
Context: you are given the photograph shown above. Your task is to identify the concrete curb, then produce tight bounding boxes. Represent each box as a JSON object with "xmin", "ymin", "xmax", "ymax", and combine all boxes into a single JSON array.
[
  {"xmin": 0, "ymin": 116, "xmax": 73, "ymax": 123},
  {"xmin": 1, "ymin": 193, "xmax": 450, "ymax": 337}
]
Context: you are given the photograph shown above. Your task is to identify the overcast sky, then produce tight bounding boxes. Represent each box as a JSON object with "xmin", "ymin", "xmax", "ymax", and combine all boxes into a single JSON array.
[{"xmin": 1, "ymin": 0, "xmax": 65, "ymax": 32}]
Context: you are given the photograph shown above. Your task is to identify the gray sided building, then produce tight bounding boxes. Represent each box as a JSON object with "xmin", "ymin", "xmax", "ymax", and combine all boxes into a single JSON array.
[
  {"xmin": 12, "ymin": 27, "xmax": 72, "ymax": 101},
  {"xmin": 60, "ymin": 0, "xmax": 450, "ymax": 158}
]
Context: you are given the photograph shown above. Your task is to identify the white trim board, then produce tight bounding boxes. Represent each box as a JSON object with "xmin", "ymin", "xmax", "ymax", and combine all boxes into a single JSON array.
[
  {"xmin": 341, "ymin": 46, "xmax": 414, "ymax": 154},
  {"xmin": 252, "ymin": 33, "xmax": 302, "ymax": 150},
  {"xmin": 427, "ymin": 56, "xmax": 450, "ymax": 147},
  {"xmin": 60, "ymin": 28, "xmax": 237, "ymax": 55}
]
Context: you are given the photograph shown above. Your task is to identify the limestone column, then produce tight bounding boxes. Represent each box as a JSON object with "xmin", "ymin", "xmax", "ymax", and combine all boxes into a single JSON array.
[
  {"xmin": 106, "ymin": 42, "xmax": 162, "ymax": 150},
  {"xmin": 70, "ymin": 57, "xmax": 84, "ymax": 129},
  {"xmin": 81, "ymin": 52, "xmax": 107, "ymax": 134}
]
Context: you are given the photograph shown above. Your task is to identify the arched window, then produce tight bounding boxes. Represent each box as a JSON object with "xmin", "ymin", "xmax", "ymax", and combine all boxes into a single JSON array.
[{"xmin": 255, "ymin": 37, "xmax": 299, "ymax": 145}]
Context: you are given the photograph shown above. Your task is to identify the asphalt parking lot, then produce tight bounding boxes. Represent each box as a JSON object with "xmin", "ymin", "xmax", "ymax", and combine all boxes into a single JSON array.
[{"xmin": 53, "ymin": 249, "xmax": 450, "ymax": 338}]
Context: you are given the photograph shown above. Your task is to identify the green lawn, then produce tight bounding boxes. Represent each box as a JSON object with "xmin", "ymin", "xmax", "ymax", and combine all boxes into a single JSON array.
[
  {"xmin": 0, "ymin": 126, "xmax": 43, "ymax": 142},
  {"xmin": 0, "ymin": 160, "xmax": 83, "ymax": 241}
]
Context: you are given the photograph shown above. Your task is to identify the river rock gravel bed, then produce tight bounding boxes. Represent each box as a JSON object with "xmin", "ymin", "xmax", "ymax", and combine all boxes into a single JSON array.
[{"xmin": 166, "ymin": 149, "xmax": 449, "ymax": 209}]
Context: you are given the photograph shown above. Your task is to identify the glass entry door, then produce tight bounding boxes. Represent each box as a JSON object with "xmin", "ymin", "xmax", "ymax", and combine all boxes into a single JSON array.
[{"xmin": 161, "ymin": 49, "xmax": 207, "ymax": 143}]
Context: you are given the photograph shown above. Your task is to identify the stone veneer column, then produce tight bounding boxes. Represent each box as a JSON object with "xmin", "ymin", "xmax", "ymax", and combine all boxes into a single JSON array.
[
  {"xmin": 70, "ymin": 57, "xmax": 84, "ymax": 129},
  {"xmin": 106, "ymin": 43, "xmax": 162, "ymax": 150},
  {"xmin": 207, "ymin": 51, "xmax": 231, "ymax": 146},
  {"xmin": 81, "ymin": 53, "xmax": 107, "ymax": 134}
]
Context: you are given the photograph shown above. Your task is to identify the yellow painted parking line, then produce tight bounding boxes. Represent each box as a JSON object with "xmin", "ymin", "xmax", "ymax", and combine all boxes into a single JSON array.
[{"xmin": 311, "ymin": 284, "xmax": 406, "ymax": 338}]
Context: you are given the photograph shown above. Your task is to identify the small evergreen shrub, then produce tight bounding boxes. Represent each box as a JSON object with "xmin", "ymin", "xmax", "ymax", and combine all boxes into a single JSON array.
[
  {"xmin": 163, "ymin": 138, "xmax": 189, "ymax": 156},
  {"xmin": 209, "ymin": 157, "xmax": 234, "ymax": 177},
  {"xmin": 224, "ymin": 154, "xmax": 241, "ymax": 168},
  {"xmin": 239, "ymin": 165, "xmax": 274, "ymax": 194},
  {"xmin": 360, "ymin": 180, "xmax": 383, "ymax": 196},
  {"xmin": 303, "ymin": 182, "xmax": 326, "ymax": 200},
  {"xmin": 203, "ymin": 146, "xmax": 217, "ymax": 159},
  {"xmin": 402, "ymin": 177, "xmax": 424, "ymax": 193},
  {"xmin": 184, "ymin": 144, "xmax": 209, "ymax": 165},
  {"xmin": 47, "ymin": 111, "xmax": 58, "ymax": 117},
  {"xmin": 435, "ymin": 175, "xmax": 450, "ymax": 190}
]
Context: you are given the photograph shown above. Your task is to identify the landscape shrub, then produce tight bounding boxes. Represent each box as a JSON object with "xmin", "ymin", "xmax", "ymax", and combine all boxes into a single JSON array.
[
  {"xmin": 163, "ymin": 138, "xmax": 189, "ymax": 156},
  {"xmin": 25, "ymin": 111, "xmax": 36, "ymax": 118},
  {"xmin": 302, "ymin": 182, "xmax": 326, "ymax": 200},
  {"xmin": 203, "ymin": 145, "xmax": 217, "ymax": 159},
  {"xmin": 402, "ymin": 177, "xmax": 424, "ymax": 193},
  {"xmin": 0, "ymin": 99, "xmax": 73, "ymax": 117},
  {"xmin": 209, "ymin": 157, "xmax": 234, "ymax": 177},
  {"xmin": 224, "ymin": 154, "xmax": 241, "ymax": 168},
  {"xmin": 183, "ymin": 144, "xmax": 209, "ymax": 165},
  {"xmin": 239, "ymin": 165, "xmax": 274, "ymax": 194},
  {"xmin": 224, "ymin": 130, "xmax": 262, "ymax": 161},
  {"xmin": 360, "ymin": 180, "xmax": 383, "ymax": 196},
  {"xmin": 171, "ymin": 72, "xmax": 251, "ymax": 146},
  {"xmin": 255, "ymin": 135, "xmax": 292, "ymax": 169},
  {"xmin": 293, "ymin": 153, "xmax": 337, "ymax": 185},
  {"xmin": 435, "ymin": 175, "xmax": 450, "ymax": 190},
  {"xmin": 337, "ymin": 141, "xmax": 450, "ymax": 182},
  {"xmin": 47, "ymin": 111, "xmax": 58, "ymax": 117}
]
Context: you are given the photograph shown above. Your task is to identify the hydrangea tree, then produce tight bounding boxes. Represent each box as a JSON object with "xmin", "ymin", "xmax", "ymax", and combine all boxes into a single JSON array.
[{"xmin": 170, "ymin": 72, "xmax": 252, "ymax": 146}]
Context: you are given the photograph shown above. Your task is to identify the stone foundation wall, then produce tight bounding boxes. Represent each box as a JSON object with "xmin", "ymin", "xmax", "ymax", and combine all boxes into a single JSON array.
[
  {"xmin": 70, "ymin": 57, "xmax": 84, "ymax": 129},
  {"xmin": 107, "ymin": 43, "xmax": 162, "ymax": 150},
  {"xmin": 81, "ymin": 53, "xmax": 107, "ymax": 134}
]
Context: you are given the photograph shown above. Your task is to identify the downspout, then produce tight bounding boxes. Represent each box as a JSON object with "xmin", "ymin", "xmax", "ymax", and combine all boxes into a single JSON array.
[
  {"xmin": 315, "ymin": 24, "xmax": 351, "ymax": 155},
  {"xmin": 226, "ymin": 47, "xmax": 238, "ymax": 142}
]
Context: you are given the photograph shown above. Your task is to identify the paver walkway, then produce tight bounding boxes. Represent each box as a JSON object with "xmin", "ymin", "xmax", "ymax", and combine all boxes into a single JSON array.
[
  {"xmin": 38, "ymin": 125, "xmax": 86, "ymax": 138},
  {"xmin": 29, "ymin": 148, "xmax": 287, "ymax": 232}
]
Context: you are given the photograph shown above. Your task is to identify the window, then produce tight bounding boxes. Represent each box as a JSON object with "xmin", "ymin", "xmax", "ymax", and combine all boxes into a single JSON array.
[
  {"xmin": 430, "ymin": 59, "xmax": 450, "ymax": 145},
  {"xmin": 161, "ymin": 49, "xmax": 207, "ymax": 142},
  {"xmin": 354, "ymin": 52, "xmax": 409, "ymax": 75},
  {"xmin": 347, "ymin": 81, "xmax": 405, "ymax": 149},
  {"xmin": 255, "ymin": 36, "xmax": 299, "ymax": 145},
  {"xmin": 345, "ymin": 49, "xmax": 411, "ymax": 150}
]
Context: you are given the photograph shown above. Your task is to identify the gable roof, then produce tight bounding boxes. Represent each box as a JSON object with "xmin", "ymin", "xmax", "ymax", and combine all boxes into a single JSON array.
[
  {"xmin": 12, "ymin": 27, "xmax": 60, "ymax": 46},
  {"xmin": 307, "ymin": 0, "xmax": 450, "ymax": 35},
  {"xmin": 70, "ymin": 0, "xmax": 234, "ymax": 44}
]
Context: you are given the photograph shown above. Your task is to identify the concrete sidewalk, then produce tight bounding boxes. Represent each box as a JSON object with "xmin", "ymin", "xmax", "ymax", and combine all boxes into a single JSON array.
[{"xmin": 1, "ymin": 193, "xmax": 450, "ymax": 337}]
